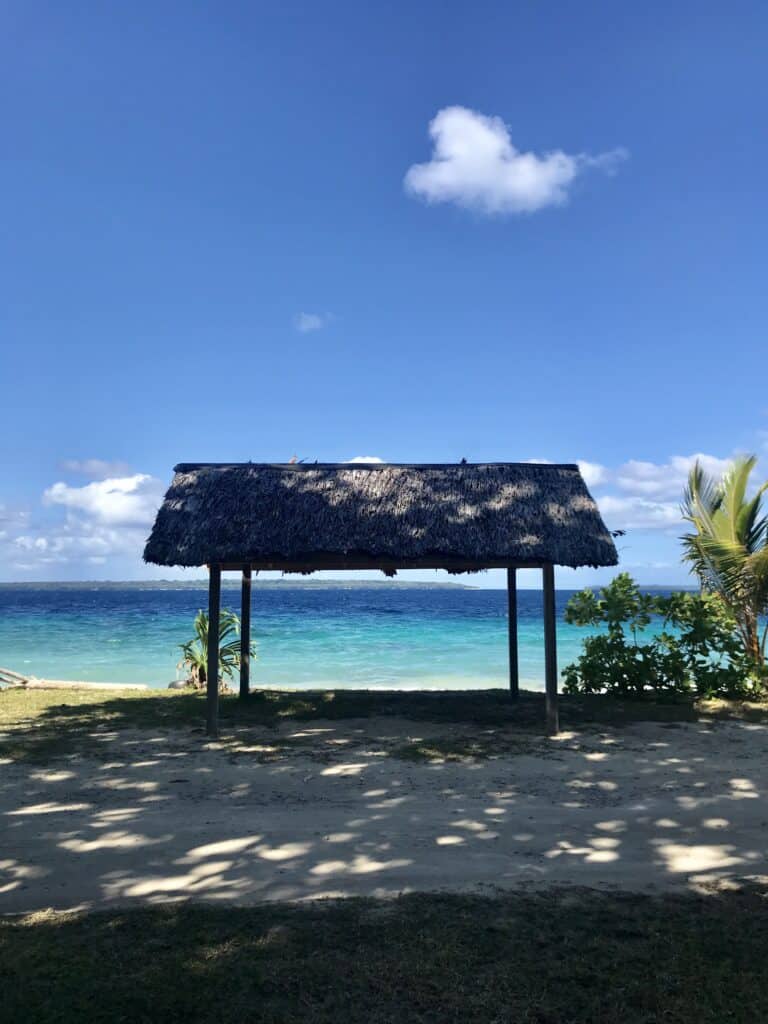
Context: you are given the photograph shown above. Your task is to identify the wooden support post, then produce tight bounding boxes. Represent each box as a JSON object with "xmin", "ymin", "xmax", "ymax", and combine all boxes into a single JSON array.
[
  {"xmin": 507, "ymin": 567, "xmax": 519, "ymax": 697},
  {"xmin": 542, "ymin": 564, "xmax": 559, "ymax": 735},
  {"xmin": 206, "ymin": 564, "xmax": 221, "ymax": 737},
  {"xmin": 240, "ymin": 567, "xmax": 251, "ymax": 700},
  {"xmin": 540, "ymin": 565, "xmax": 561, "ymax": 733}
]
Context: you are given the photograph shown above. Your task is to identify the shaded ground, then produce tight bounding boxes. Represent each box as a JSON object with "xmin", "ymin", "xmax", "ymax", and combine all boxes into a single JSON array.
[
  {"xmin": 3, "ymin": 887, "xmax": 768, "ymax": 1023},
  {"xmin": 1, "ymin": 688, "xmax": 767, "ymax": 912},
  {"xmin": 4, "ymin": 686, "xmax": 767, "ymax": 763}
]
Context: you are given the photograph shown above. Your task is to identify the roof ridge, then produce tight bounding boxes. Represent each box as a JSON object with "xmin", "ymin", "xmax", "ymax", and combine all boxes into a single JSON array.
[{"xmin": 173, "ymin": 462, "xmax": 581, "ymax": 471}]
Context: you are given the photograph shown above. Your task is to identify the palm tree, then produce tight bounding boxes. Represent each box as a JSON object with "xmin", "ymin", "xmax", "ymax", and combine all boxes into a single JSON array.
[
  {"xmin": 681, "ymin": 455, "xmax": 768, "ymax": 670},
  {"xmin": 178, "ymin": 609, "xmax": 255, "ymax": 690}
]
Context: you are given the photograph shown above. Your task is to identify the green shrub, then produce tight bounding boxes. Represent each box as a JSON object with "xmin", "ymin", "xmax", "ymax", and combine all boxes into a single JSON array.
[{"xmin": 562, "ymin": 573, "xmax": 764, "ymax": 699}]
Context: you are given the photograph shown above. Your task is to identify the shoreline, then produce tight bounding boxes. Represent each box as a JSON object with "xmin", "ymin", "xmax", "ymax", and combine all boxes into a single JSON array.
[{"xmin": 2, "ymin": 673, "xmax": 546, "ymax": 692}]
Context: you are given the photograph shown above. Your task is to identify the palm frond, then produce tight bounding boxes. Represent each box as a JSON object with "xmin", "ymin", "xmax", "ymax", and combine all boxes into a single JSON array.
[
  {"xmin": 680, "ymin": 455, "xmax": 768, "ymax": 674},
  {"xmin": 681, "ymin": 461, "xmax": 722, "ymax": 530},
  {"xmin": 738, "ymin": 482, "xmax": 768, "ymax": 552},
  {"xmin": 719, "ymin": 456, "xmax": 757, "ymax": 540},
  {"xmin": 177, "ymin": 608, "xmax": 257, "ymax": 685}
]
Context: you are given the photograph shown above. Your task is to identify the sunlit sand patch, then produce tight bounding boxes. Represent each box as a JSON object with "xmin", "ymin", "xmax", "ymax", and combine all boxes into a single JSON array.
[
  {"xmin": 652, "ymin": 841, "xmax": 755, "ymax": 874},
  {"xmin": 729, "ymin": 778, "xmax": 759, "ymax": 797},
  {"xmin": 28, "ymin": 770, "xmax": 76, "ymax": 783},
  {"xmin": 113, "ymin": 862, "xmax": 251, "ymax": 899},
  {"xmin": 89, "ymin": 810, "xmax": 141, "ymax": 827},
  {"xmin": 287, "ymin": 728, "xmax": 334, "ymax": 738},
  {"xmin": 183, "ymin": 837, "xmax": 261, "ymax": 860},
  {"xmin": 8, "ymin": 801, "xmax": 91, "ymax": 815},
  {"xmin": 544, "ymin": 838, "xmax": 620, "ymax": 864},
  {"xmin": 90, "ymin": 779, "xmax": 157, "ymax": 793},
  {"xmin": 321, "ymin": 763, "xmax": 368, "ymax": 776},
  {"xmin": 309, "ymin": 855, "xmax": 412, "ymax": 877},
  {"xmin": 254, "ymin": 842, "xmax": 312, "ymax": 862},
  {"xmin": 59, "ymin": 830, "xmax": 171, "ymax": 852},
  {"xmin": 0, "ymin": 859, "xmax": 49, "ymax": 894},
  {"xmin": 452, "ymin": 818, "xmax": 491, "ymax": 833},
  {"xmin": 366, "ymin": 796, "xmax": 410, "ymax": 809}
]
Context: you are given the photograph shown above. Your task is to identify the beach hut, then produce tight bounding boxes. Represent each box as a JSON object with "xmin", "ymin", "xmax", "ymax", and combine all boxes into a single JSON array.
[{"xmin": 144, "ymin": 462, "xmax": 618, "ymax": 736}]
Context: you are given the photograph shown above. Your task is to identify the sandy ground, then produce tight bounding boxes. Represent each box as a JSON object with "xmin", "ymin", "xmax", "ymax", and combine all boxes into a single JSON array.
[{"xmin": 2, "ymin": 715, "xmax": 767, "ymax": 913}]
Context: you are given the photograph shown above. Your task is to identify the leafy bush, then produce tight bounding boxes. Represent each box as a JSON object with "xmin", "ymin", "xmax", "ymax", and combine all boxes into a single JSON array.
[{"xmin": 562, "ymin": 573, "xmax": 765, "ymax": 699}]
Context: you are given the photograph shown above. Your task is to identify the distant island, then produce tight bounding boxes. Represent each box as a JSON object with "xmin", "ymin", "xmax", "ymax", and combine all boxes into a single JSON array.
[{"xmin": 0, "ymin": 578, "xmax": 475, "ymax": 591}]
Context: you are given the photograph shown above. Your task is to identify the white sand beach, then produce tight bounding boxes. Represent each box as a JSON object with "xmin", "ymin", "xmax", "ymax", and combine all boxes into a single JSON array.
[{"xmin": 3, "ymin": 713, "xmax": 767, "ymax": 914}]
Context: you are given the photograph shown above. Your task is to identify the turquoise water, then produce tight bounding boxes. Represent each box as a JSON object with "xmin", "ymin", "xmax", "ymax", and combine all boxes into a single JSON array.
[{"xmin": 0, "ymin": 585, "xmax": 619, "ymax": 691}]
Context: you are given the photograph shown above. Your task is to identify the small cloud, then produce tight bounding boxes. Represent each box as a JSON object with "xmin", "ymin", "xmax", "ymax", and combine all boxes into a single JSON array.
[
  {"xmin": 598, "ymin": 494, "xmax": 682, "ymax": 532},
  {"xmin": 293, "ymin": 312, "xmax": 330, "ymax": 333},
  {"xmin": 61, "ymin": 458, "xmax": 132, "ymax": 479},
  {"xmin": 578, "ymin": 460, "xmax": 608, "ymax": 488},
  {"xmin": 615, "ymin": 454, "xmax": 733, "ymax": 501},
  {"xmin": 523, "ymin": 457, "xmax": 607, "ymax": 489},
  {"xmin": 43, "ymin": 474, "xmax": 164, "ymax": 528},
  {"xmin": 346, "ymin": 456, "xmax": 385, "ymax": 464},
  {"xmin": 404, "ymin": 106, "xmax": 627, "ymax": 216}
]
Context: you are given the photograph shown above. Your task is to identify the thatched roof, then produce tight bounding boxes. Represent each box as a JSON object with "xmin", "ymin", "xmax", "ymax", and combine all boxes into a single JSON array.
[{"xmin": 144, "ymin": 462, "xmax": 618, "ymax": 573}]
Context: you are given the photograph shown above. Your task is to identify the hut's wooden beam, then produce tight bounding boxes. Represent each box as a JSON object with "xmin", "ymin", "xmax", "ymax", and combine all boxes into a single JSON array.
[
  {"xmin": 217, "ymin": 557, "xmax": 547, "ymax": 573},
  {"xmin": 239, "ymin": 567, "xmax": 251, "ymax": 700},
  {"xmin": 507, "ymin": 567, "xmax": 519, "ymax": 698},
  {"xmin": 542, "ymin": 564, "xmax": 559, "ymax": 735},
  {"xmin": 206, "ymin": 564, "xmax": 221, "ymax": 737}
]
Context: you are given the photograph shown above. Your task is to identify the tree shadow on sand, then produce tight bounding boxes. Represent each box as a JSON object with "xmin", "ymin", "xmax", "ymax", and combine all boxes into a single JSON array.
[{"xmin": 1, "ymin": 688, "xmax": 767, "ymax": 918}]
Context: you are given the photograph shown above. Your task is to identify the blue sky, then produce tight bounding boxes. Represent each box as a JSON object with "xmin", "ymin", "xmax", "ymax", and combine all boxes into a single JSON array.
[{"xmin": 2, "ymin": 1, "xmax": 767, "ymax": 587}]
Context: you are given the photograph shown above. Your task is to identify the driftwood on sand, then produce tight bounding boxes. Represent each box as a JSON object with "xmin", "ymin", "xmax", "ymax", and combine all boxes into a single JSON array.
[
  {"xmin": 0, "ymin": 667, "xmax": 30, "ymax": 688},
  {"xmin": 0, "ymin": 667, "xmax": 148, "ymax": 691}
]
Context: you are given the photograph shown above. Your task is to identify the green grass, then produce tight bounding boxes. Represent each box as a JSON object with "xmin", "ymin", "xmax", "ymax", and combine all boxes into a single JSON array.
[
  {"xmin": 2, "ymin": 686, "xmax": 767, "ymax": 764},
  {"xmin": 2, "ymin": 888, "xmax": 767, "ymax": 1023}
]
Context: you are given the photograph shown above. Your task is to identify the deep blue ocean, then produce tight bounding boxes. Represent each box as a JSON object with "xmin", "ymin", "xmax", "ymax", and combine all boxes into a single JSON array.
[{"xmin": 0, "ymin": 585, "xmax": 622, "ymax": 690}]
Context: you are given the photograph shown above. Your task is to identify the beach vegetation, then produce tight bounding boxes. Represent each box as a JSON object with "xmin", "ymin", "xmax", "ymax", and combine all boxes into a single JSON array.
[
  {"xmin": 178, "ymin": 609, "xmax": 255, "ymax": 690},
  {"xmin": 563, "ymin": 572, "xmax": 763, "ymax": 698},
  {"xmin": 681, "ymin": 455, "xmax": 768, "ymax": 672}
]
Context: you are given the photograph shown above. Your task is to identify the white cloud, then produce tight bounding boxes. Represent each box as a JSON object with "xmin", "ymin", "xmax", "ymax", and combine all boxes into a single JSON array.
[
  {"xmin": 61, "ymin": 458, "xmax": 132, "ymax": 479},
  {"xmin": 11, "ymin": 526, "xmax": 128, "ymax": 566},
  {"xmin": 591, "ymin": 452, "xmax": 747, "ymax": 532},
  {"xmin": 404, "ymin": 106, "xmax": 627, "ymax": 216},
  {"xmin": 577, "ymin": 460, "xmax": 607, "ymax": 488},
  {"xmin": 346, "ymin": 456, "xmax": 385, "ymax": 464},
  {"xmin": 0, "ymin": 471, "xmax": 166, "ymax": 574},
  {"xmin": 293, "ymin": 312, "xmax": 330, "ymax": 333},
  {"xmin": 597, "ymin": 494, "xmax": 682, "ymax": 532},
  {"xmin": 524, "ymin": 458, "xmax": 606, "ymax": 488},
  {"xmin": 15, "ymin": 536, "xmax": 49, "ymax": 552},
  {"xmin": 43, "ymin": 474, "xmax": 164, "ymax": 528},
  {"xmin": 614, "ymin": 454, "xmax": 733, "ymax": 501}
]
